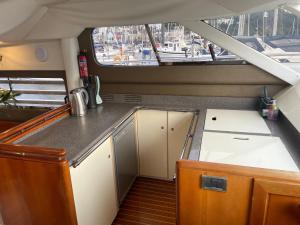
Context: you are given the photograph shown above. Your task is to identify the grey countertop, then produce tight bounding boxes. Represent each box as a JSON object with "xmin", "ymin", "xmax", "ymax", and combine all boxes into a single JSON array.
[
  {"xmin": 17, "ymin": 103, "xmax": 136, "ymax": 166},
  {"xmin": 16, "ymin": 97, "xmax": 300, "ymax": 169},
  {"xmin": 17, "ymin": 103, "xmax": 199, "ymax": 167}
]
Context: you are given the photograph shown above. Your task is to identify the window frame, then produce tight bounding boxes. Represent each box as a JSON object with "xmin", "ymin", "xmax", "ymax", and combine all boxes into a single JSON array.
[
  {"xmin": 205, "ymin": 8, "xmax": 300, "ymax": 64},
  {"xmin": 91, "ymin": 25, "xmax": 248, "ymax": 67}
]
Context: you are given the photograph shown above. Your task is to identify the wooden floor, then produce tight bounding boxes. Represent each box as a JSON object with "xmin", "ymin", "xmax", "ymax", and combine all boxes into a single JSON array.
[{"xmin": 113, "ymin": 177, "xmax": 176, "ymax": 225}]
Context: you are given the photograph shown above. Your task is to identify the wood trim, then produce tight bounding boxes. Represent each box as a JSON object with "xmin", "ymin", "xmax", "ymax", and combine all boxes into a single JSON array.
[
  {"xmin": 177, "ymin": 160, "xmax": 300, "ymax": 183},
  {"xmin": 0, "ymin": 143, "xmax": 66, "ymax": 162},
  {"xmin": 3, "ymin": 111, "xmax": 69, "ymax": 144},
  {"xmin": 0, "ymin": 104, "xmax": 71, "ymax": 143},
  {"xmin": 0, "ymin": 121, "xmax": 20, "ymax": 132}
]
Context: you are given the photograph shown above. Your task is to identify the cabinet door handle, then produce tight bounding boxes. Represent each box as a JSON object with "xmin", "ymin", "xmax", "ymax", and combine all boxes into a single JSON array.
[
  {"xmin": 171, "ymin": 128, "xmax": 174, "ymax": 131},
  {"xmin": 108, "ymin": 154, "xmax": 111, "ymax": 159},
  {"xmin": 161, "ymin": 126, "xmax": 164, "ymax": 130}
]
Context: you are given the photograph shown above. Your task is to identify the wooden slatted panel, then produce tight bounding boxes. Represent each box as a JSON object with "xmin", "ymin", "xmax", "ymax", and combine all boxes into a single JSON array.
[{"xmin": 113, "ymin": 177, "xmax": 176, "ymax": 225}]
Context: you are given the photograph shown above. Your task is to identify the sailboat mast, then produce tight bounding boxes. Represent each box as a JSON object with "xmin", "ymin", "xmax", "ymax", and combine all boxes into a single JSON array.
[
  {"xmin": 238, "ymin": 15, "xmax": 245, "ymax": 36},
  {"xmin": 247, "ymin": 14, "xmax": 250, "ymax": 36},
  {"xmin": 273, "ymin": 8, "xmax": 278, "ymax": 36},
  {"xmin": 226, "ymin": 17, "xmax": 233, "ymax": 34}
]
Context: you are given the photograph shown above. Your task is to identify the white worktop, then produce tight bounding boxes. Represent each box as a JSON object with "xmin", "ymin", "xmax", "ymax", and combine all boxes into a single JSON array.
[
  {"xmin": 204, "ymin": 109, "xmax": 271, "ymax": 134},
  {"xmin": 200, "ymin": 131, "xmax": 299, "ymax": 172}
]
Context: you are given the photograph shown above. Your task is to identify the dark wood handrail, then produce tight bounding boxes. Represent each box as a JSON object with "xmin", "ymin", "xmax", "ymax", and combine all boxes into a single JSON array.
[
  {"xmin": 0, "ymin": 104, "xmax": 71, "ymax": 142},
  {"xmin": 0, "ymin": 143, "xmax": 66, "ymax": 162}
]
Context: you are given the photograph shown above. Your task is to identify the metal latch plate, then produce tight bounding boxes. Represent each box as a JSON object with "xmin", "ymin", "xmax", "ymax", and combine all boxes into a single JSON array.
[{"xmin": 201, "ymin": 175, "xmax": 227, "ymax": 192}]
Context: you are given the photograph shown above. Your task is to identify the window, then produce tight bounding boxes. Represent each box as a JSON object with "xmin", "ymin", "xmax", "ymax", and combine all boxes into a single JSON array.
[
  {"xmin": 206, "ymin": 8, "xmax": 300, "ymax": 63},
  {"xmin": 93, "ymin": 25, "xmax": 158, "ymax": 66},
  {"xmin": 92, "ymin": 23, "xmax": 239, "ymax": 66},
  {"xmin": 0, "ymin": 77, "xmax": 67, "ymax": 107},
  {"xmin": 149, "ymin": 23, "xmax": 239, "ymax": 62}
]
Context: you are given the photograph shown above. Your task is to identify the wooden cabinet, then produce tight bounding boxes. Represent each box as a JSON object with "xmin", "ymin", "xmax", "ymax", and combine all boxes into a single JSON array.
[
  {"xmin": 137, "ymin": 110, "xmax": 193, "ymax": 179},
  {"xmin": 168, "ymin": 111, "xmax": 193, "ymax": 179},
  {"xmin": 177, "ymin": 161, "xmax": 300, "ymax": 225},
  {"xmin": 70, "ymin": 137, "xmax": 118, "ymax": 225},
  {"xmin": 137, "ymin": 110, "xmax": 168, "ymax": 178},
  {"xmin": 0, "ymin": 144, "xmax": 77, "ymax": 225},
  {"xmin": 250, "ymin": 179, "xmax": 300, "ymax": 225}
]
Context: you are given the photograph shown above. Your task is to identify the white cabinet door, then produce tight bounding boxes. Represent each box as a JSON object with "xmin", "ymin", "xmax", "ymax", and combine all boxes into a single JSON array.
[
  {"xmin": 205, "ymin": 109, "xmax": 271, "ymax": 134},
  {"xmin": 70, "ymin": 137, "xmax": 118, "ymax": 225},
  {"xmin": 137, "ymin": 110, "xmax": 168, "ymax": 179},
  {"xmin": 168, "ymin": 111, "xmax": 193, "ymax": 180}
]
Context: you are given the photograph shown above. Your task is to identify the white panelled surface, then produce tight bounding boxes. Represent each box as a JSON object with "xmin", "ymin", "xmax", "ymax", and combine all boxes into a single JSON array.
[
  {"xmin": 204, "ymin": 109, "xmax": 271, "ymax": 134},
  {"xmin": 200, "ymin": 132, "xmax": 299, "ymax": 172},
  {"xmin": 70, "ymin": 137, "xmax": 118, "ymax": 225},
  {"xmin": 168, "ymin": 111, "xmax": 193, "ymax": 179},
  {"xmin": 137, "ymin": 110, "xmax": 168, "ymax": 179},
  {"xmin": 276, "ymin": 80, "xmax": 300, "ymax": 133}
]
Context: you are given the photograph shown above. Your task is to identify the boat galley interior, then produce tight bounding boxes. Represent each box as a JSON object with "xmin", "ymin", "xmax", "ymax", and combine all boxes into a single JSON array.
[{"xmin": 1, "ymin": 0, "xmax": 300, "ymax": 225}]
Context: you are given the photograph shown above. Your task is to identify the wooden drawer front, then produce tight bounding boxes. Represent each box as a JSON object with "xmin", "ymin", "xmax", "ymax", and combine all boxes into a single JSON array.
[{"xmin": 250, "ymin": 179, "xmax": 300, "ymax": 225}]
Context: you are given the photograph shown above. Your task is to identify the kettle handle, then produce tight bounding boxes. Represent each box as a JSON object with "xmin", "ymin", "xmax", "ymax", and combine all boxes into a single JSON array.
[
  {"xmin": 64, "ymin": 95, "xmax": 69, "ymax": 104},
  {"xmin": 82, "ymin": 88, "xmax": 89, "ymax": 105}
]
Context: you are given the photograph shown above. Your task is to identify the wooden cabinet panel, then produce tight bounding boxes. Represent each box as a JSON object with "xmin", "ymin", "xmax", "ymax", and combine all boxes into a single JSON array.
[
  {"xmin": 177, "ymin": 163, "xmax": 252, "ymax": 225},
  {"xmin": 137, "ymin": 110, "xmax": 168, "ymax": 178},
  {"xmin": 177, "ymin": 161, "xmax": 300, "ymax": 225},
  {"xmin": 250, "ymin": 179, "xmax": 300, "ymax": 225},
  {"xmin": 70, "ymin": 137, "xmax": 118, "ymax": 225},
  {"xmin": 0, "ymin": 144, "xmax": 77, "ymax": 225},
  {"xmin": 168, "ymin": 111, "xmax": 193, "ymax": 179}
]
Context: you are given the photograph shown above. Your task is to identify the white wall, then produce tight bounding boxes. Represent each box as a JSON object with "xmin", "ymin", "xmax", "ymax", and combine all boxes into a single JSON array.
[
  {"xmin": 276, "ymin": 80, "xmax": 300, "ymax": 133},
  {"xmin": 61, "ymin": 38, "xmax": 82, "ymax": 92},
  {"xmin": 0, "ymin": 40, "xmax": 65, "ymax": 70}
]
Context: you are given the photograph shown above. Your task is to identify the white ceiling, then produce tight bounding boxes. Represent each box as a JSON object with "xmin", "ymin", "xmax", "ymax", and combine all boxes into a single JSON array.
[{"xmin": 0, "ymin": 0, "xmax": 298, "ymax": 42}]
